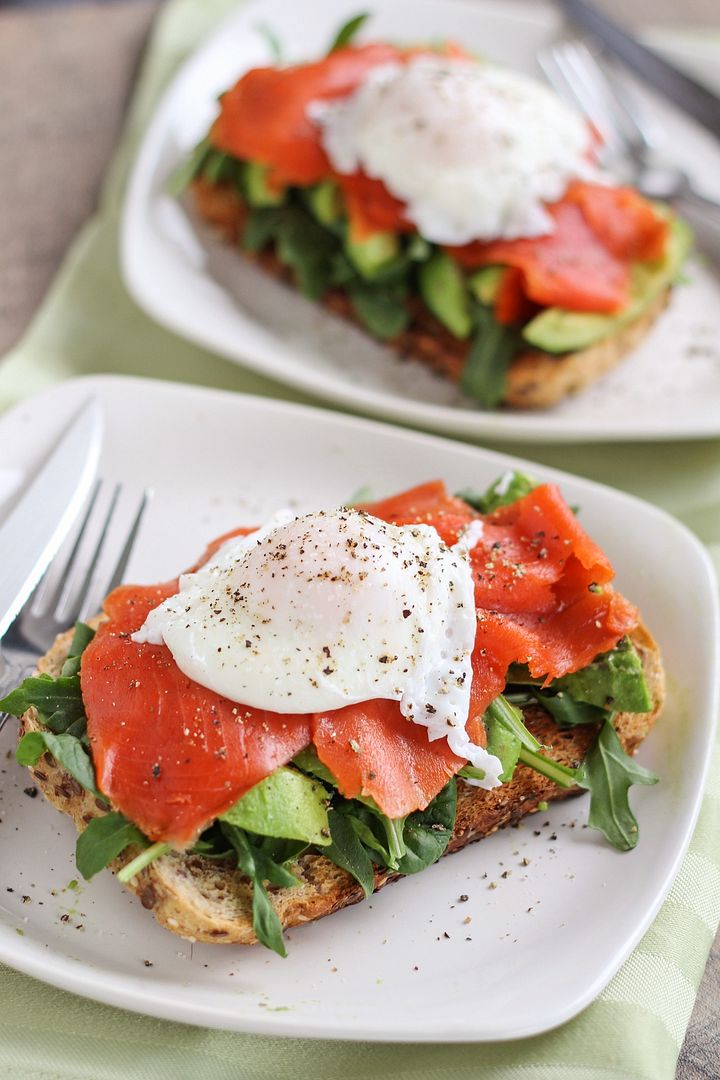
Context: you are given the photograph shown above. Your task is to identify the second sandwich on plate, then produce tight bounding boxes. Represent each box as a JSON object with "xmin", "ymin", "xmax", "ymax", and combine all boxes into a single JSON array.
[{"xmin": 169, "ymin": 14, "xmax": 691, "ymax": 411}]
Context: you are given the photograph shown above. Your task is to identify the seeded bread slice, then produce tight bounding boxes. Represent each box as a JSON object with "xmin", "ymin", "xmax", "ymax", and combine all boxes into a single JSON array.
[
  {"xmin": 190, "ymin": 178, "xmax": 670, "ymax": 411},
  {"xmin": 19, "ymin": 618, "xmax": 664, "ymax": 945}
]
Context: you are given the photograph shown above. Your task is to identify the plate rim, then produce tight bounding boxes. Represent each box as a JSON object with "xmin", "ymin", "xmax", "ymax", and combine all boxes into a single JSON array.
[
  {"xmin": 0, "ymin": 372, "xmax": 717, "ymax": 1041},
  {"xmin": 120, "ymin": 0, "xmax": 720, "ymax": 445}
]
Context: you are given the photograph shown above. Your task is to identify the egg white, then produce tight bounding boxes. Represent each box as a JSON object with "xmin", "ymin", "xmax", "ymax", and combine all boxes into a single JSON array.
[{"xmin": 311, "ymin": 56, "xmax": 602, "ymax": 245}]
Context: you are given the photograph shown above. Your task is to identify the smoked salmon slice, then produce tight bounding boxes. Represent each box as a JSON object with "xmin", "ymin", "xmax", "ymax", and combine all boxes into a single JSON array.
[
  {"xmin": 312, "ymin": 699, "xmax": 465, "ymax": 820},
  {"xmin": 211, "ymin": 44, "xmax": 401, "ymax": 187},
  {"xmin": 81, "ymin": 583, "xmax": 312, "ymax": 846},
  {"xmin": 360, "ymin": 480, "xmax": 478, "ymax": 546},
  {"xmin": 566, "ymin": 181, "xmax": 667, "ymax": 262},
  {"xmin": 448, "ymin": 200, "xmax": 631, "ymax": 313}
]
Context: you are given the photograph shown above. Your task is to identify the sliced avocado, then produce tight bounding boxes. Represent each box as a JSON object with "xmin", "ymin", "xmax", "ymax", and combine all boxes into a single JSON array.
[
  {"xmin": 469, "ymin": 265, "xmax": 505, "ymax": 306},
  {"xmin": 522, "ymin": 213, "xmax": 692, "ymax": 354},
  {"xmin": 419, "ymin": 250, "xmax": 473, "ymax": 339},
  {"xmin": 553, "ymin": 638, "xmax": 653, "ymax": 714},
  {"xmin": 305, "ymin": 179, "xmax": 343, "ymax": 227},
  {"xmin": 345, "ymin": 230, "xmax": 401, "ymax": 278},
  {"xmin": 243, "ymin": 161, "xmax": 287, "ymax": 207},
  {"xmin": 407, "ymin": 234, "xmax": 431, "ymax": 262},
  {"xmin": 220, "ymin": 766, "xmax": 331, "ymax": 846}
]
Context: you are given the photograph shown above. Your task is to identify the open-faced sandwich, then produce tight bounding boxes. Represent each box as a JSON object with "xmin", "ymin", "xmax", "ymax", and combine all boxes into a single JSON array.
[
  {"xmin": 2, "ymin": 472, "xmax": 664, "ymax": 955},
  {"xmin": 168, "ymin": 15, "xmax": 691, "ymax": 411}
]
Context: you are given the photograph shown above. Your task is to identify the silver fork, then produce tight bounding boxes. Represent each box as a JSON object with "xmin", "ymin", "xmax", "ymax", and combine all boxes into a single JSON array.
[
  {"xmin": 539, "ymin": 40, "xmax": 720, "ymax": 252},
  {"xmin": 0, "ymin": 481, "xmax": 150, "ymax": 731}
]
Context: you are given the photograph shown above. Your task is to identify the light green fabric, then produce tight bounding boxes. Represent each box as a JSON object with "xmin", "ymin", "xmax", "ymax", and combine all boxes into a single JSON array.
[{"xmin": 1, "ymin": 2, "xmax": 719, "ymax": 1077}]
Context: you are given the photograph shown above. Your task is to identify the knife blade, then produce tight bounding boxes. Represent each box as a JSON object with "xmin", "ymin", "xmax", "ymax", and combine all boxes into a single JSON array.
[
  {"xmin": 0, "ymin": 399, "xmax": 103, "ymax": 640},
  {"xmin": 557, "ymin": 0, "xmax": 720, "ymax": 142}
]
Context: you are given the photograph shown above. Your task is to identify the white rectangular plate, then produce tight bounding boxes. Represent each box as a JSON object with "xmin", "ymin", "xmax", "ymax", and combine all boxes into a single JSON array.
[
  {"xmin": 121, "ymin": 0, "xmax": 720, "ymax": 444},
  {"xmin": 0, "ymin": 375, "xmax": 717, "ymax": 1040}
]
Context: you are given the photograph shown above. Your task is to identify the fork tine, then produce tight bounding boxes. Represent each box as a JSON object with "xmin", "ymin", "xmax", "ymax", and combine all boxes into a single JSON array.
[
  {"xmin": 539, "ymin": 43, "xmax": 626, "ymax": 158},
  {"xmin": 1, "ymin": 483, "xmax": 151, "ymax": 728},
  {"xmin": 55, "ymin": 484, "xmax": 122, "ymax": 625},
  {"xmin": 78, "ymin": 489, "xmax": 151, "ymax": 620},
  {"xmin": 591, "ymin": 45, "xmax": 665, "ymax": 152},
  {"xmin": 563, "ymin": 41, "xmax": 653, "ymax": 155}
]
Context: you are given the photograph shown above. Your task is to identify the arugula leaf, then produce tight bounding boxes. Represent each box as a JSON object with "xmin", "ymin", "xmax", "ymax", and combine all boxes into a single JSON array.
[
  {"xmin": 530, "ymin": 690, "xmax": 607, "ymax": 728},
  {"xmin": 479, "ymin": 697, "xmax": 658, "ymax": 852},
  {"xmin": 294, "ymin": 749, "xmax": 416, "ymax": 869},
  {"xmin": 517, "ymin": 745, "xmax": 578, "ymax": 788},
  {"xmin": 275, "ymin": 205, "xmax": 339, "ymax": 298},
  {"xmin": 293, "ymin": 749, "xmax": 402, "ymax": 864},
  {"xmin": 323, "ymin": 809, "xmax": 376, "ymax": 897},
  {"xmin": 191, "ymin": 825, "xmax": 234, "ymax": 861},
  {"xmin": 0, "ymin": 673, "xmax": 85, "ymax": 734},
  {"xmin": 329, "ymin": 251, "xmax": 358, "ymax": 286},
  {"xmin": 15, "ymin": 731, "xmax": 46, "ymax": 767},
  {"xmin": 221, "ymin": 824, "xmax": 298, "ymax": 957},
  {"xmin": 347, "ymin": 485, "xmax": 373, "ymax": 506},
  {"xmin": 327, "ymin": 13, "xmax": 369, "ymax": 53},
  {"xmin": 293, "ymin": 746, "xmax": 338, "ymax": 787},
  {"xmin": 460, "ymin": 307, "xmax": 520, "ymax": 407},
  {"xmin": 395, "ymin": 780, "xmax": 456, "ymax": 875},
  {"xmin": 16, "ymin": 730, "xmax": 100, "ymax": 797},
  {"xmin": 202, "ymin": 150, "xmax": 241, "ymax": 185},
  {"xmin": 1, "ymin": 623, "xmax": 95, "ymax": 735},
  {"xmin": 347, "ymin": 808, "xmax": 396, "ymax": 864},
  {"xmin": 221, "ymin": 825, "xmax": 299, "ymax": 890},
  {"xmin": 242, "ymin": 206, "xmax": 288, "ymax": 252},
  {"xmin": 486, "ymin": 695, "xmax": 541, "ymax": 753},
  {"xmin": 254, "ymin": 836, "xmax": 309, "ymax": 865},
  {"xmin": 458, "ymin": 764, "xmax": 486, "ymax": 782},
  {"xmin": 457, "ymin": 470, "xmax": 536, "ymax": 514},
  {"xmin": 251, "ymin": 876, "xmax": 288, "ymax": 958},
  {"xmin": 576, "ymin": 719, "xmax": 658, "ymax": 851},
  {"xmin": 190, "ymin": 822, "xmax": 308, "ymax": 866},
  {"xmin": 348, "ymin": 279, "xmax": 410, "ymax": 339},
  {"xmin": 165, "ymin": 137, "xmax": 212, "ymax": 197},
  {"xmin": 76, "ymin": 813, "xmax": 147, "ymax": 881},
  {"xmin": 60, "ymin": 622, "xmax": 96, "ymax": 678},
  {"xmin": 254, "ymin": 20, "xmax": 283, "ymax": 61},
  {"xmin": 116, "ymin": 842, "xmax": 172, "ymax": 884}
]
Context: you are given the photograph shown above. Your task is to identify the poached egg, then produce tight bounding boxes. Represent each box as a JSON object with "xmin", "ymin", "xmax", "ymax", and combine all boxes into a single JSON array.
[
  {"xmin": 133, "ymin": 507, "xmax": 502, "ymax": 786},
  {"xmin": 311, "ymin": 55, "xmax": 600, "ymax": 245}
]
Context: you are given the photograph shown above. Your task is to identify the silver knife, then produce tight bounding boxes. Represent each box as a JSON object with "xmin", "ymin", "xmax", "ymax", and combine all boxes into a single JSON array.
[
  {"xmin": 557, "ymin": 0, "xmax": 720, "ymax": 142},
  {"xmin": 0, "ymin": 399, "xmax": 103, "ymax": 640}
]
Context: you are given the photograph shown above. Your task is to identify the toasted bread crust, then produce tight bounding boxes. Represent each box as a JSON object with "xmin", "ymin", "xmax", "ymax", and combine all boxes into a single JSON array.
[
  {"xmin": 20, "ymin": 618, "xmax": 664, "ymax": 945},
  {"xmin": 190, "ymin": 179, "xmax": 670, "ymax": 411}
]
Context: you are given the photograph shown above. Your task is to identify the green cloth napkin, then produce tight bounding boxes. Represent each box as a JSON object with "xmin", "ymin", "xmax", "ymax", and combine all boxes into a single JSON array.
[{"xmin": 1, "ymin": 2, "xmax": 719, "ymax": 1077}]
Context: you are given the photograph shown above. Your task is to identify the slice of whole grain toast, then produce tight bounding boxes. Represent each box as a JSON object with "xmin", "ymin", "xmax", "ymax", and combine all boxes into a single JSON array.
[
  {"xmin": 19, "ymin": 618, "xmax": 664, "ymax": 945},
  {"xmin": 190, "ymin": 178, "xmax": 670, "ymax": 411}
]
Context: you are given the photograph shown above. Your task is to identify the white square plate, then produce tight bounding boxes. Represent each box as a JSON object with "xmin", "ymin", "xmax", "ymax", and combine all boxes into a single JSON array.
[
  {"xmin": 0, "ymin": 375, "xmax": 717, "ymax": 1040},
  {"xmin": 120, "ymin": 0, "xmax": 720, "ymax": 444}
]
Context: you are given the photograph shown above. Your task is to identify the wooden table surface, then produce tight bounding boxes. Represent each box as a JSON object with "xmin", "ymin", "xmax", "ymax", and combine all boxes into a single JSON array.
[{"xmin": 0, "ymin": 2, "xmax": 718, "ymax": 1076}]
